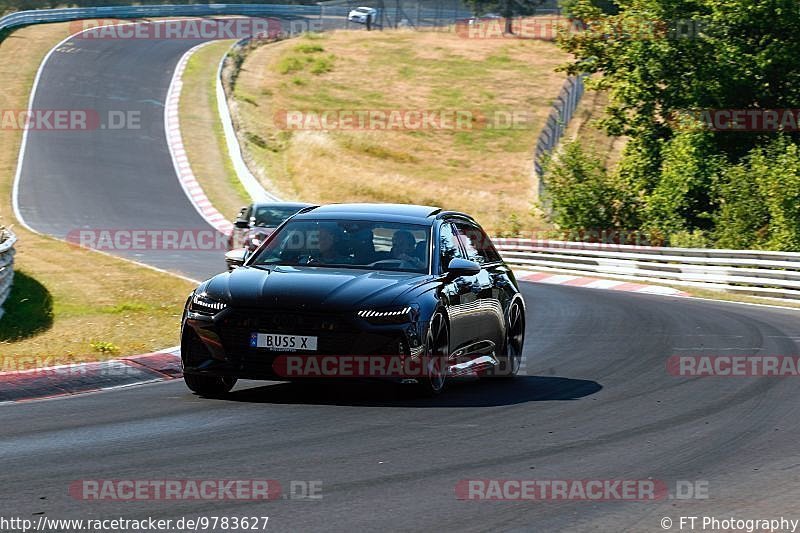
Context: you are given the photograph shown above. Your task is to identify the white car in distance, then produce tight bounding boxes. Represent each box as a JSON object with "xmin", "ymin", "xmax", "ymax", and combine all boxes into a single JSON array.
[{"xmin": 348, "ymin": 6, "xmax": 377, "ymax": 24}]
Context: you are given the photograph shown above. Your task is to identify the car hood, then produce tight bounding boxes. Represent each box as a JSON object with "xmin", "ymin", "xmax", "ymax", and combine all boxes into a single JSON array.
[{"xmin": 202, "ymin": 265, "xmax": 434, "ymax": 312}]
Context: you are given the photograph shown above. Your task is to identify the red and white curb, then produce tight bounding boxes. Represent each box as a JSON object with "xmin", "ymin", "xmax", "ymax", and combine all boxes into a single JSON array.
[
  {"xmin": 0, "ymin": 347, "xmax": 182, "ymax": 404},
  {"xmin": 518, "ymin": 271, "xmax": 690, "ymax": 297},
  {"xmin": 165, "ymin": 43, "xmax": 233, "ymax": 236}
]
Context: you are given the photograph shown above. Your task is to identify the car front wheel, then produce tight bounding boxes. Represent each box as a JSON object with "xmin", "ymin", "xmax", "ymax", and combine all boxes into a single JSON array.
[
  {"xmin": 418, "ymin": 312, "xmax": 449, "ymax": 396},
  {"xmin": 184, "ymin": 373, "xmax": 237, "ymax": 397}
]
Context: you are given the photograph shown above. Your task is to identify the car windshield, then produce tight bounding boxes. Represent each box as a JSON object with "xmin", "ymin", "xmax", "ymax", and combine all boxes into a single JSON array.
[
  {"xmin": 252, "ymin": 206, "xmax": 303, "ymax": 227},
  {"xmin": 251, "ymin": 219, "xmax": 430, "ymax": 273}
]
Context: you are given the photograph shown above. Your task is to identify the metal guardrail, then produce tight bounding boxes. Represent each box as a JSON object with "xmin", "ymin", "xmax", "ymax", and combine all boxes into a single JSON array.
[
  {"xmin": 533, "ymin": 75, "xmax": 585, "ymax": 196},
  {"xmin": 0, "ymin": 228, "xmax": 17, "ymax": 320},
  {"xmin": 0, "ymin": 3, "xmax": 471, "ymax": 33},
  {"xmin": 0, "ymin": 4, "xmax": 334, "ymax": 34},
  {"xmin": 495, "ymin": 238, "xmax": 800, "ymax": 301}
]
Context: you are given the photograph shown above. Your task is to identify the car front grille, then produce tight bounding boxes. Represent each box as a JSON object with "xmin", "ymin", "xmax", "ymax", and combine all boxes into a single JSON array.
[{"xmin": 217, "ymin": 309, "xmax": 403, "ymax": 376}]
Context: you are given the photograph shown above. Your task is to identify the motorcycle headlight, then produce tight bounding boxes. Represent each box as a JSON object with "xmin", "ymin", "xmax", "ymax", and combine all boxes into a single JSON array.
[
  {"xmin": 190, "ymin": 292, "xmax": 228, "ymax": 314},
  {"xmin": 357, "ymin": 306, "xmax": 416, "ymax": 324}
]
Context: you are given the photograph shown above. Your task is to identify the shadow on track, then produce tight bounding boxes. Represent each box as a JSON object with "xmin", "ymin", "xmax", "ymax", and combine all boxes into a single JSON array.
[{"xmin": 215, "ymin": 375, "xmax": 602, "ymax": 407}]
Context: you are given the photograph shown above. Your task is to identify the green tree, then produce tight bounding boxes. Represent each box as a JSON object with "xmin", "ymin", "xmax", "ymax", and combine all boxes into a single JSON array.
[
  {"xmin": 715, "ymin": 138, "xmax": 800, "ymax": 251},
  {"xmin": 644, "ymin": 126, "xmax": 721, "ymax": 237},
  {"xmin": 560, "ymin": 0, "xmax": 619, "ymax": 16},
  {"xmin": 547, "ymin": 0, "xmax": 800, "ymax": 250},
  {"xmin": 714, "ymin": 161, "xmax": 768, "ymax": 250}
]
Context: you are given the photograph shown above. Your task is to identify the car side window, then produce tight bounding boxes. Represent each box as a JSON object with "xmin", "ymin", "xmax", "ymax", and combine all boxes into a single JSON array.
[
  {"xmin": 453, "ymin": 221, "xmax": 502, "ymax": 265},
  {"xmin": 439, "ymin": 223, "xmax": 464, "ymax": 271}
]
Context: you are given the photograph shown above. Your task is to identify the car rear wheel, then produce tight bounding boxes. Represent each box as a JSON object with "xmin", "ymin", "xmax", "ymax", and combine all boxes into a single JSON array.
[
  {"xmin": 184, "ymin": 374, "xmax": 237, "ymax": 397},
  {"xmin": 418, "ymin": 312, "xmax": 449, "ymax": 396}
]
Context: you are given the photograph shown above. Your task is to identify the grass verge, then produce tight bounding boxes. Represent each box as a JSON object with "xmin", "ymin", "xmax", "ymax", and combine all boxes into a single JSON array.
[
  {"xmin": 0, "ymin": 22, "xmax": 195, "ymax": 369},
  {"xmin": 231, "ymin": 29, "xmax": 572, "ymax": 234},
  {"xmin": 180, "ymin": 39, "xmax": 251, "ymax": 221}
]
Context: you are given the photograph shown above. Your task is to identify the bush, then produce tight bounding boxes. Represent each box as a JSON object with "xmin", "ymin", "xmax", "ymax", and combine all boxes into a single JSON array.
[
  {"xmin": 294, "ymin": 43, "xmax": 324, "ymax": 54},
  {"xmin": 643, "ymin": 127, "xmax": 721, "ymax": 237},
  {"xmin": 541, "ymin": 140, "xmax": 638, "ymax": 230},
  {"xmin": 276, "ymin": 55, "xmax": 305, "ymax": 75},
  {"xmin": 668, "ymin": 229, "xmax": 709, "ymax": 249},
  {"xmin": 715, "ymin": 138, "xmax": 800, "ymax": 251},
  {"xmin": 714, "ymin": 163, "xmax": 769, "ymax": 249},
  {"xmin": 90, "ymin": 340, "xmax": 119, "ymax": 355},
  {"xmin": 310, "ymin": 55, "xmax": 335, "ymax": 75}
]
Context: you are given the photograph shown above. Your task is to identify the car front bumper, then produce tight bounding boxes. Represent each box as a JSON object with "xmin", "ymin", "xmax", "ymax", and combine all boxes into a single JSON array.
[{"xmin": 181, "ymin": 307, "xmax": 423, "ymax": 380}]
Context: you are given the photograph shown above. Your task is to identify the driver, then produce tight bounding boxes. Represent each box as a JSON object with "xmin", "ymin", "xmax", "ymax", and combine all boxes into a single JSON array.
[
  {"xmin": 391, "ymin": 230, "xmax": 423, "ymax": 267},
  {"xmin": 315, "ymin": 226, "xmax": 349, "ymax": 264}
]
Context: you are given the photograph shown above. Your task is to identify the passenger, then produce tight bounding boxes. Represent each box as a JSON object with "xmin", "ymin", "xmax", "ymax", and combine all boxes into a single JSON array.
[{"xmin": 352, "ymin": 228, "xmax": 376, "ymax": 264}]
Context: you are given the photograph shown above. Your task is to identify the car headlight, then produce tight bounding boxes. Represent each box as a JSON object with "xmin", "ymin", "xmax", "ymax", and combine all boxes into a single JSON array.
[
  {"xmin": 190, "ymin": 292, "xmax": 228, "ymax": 314},
  {"xmin": 357, "ymin": 306, "xmax": 416, "ymax": 324}
]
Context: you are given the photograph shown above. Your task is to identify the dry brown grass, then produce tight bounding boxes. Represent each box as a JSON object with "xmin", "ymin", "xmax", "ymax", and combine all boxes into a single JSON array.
[
  {"xmin": 0, "ymin": 23, "xmax": 194, "ymax": 367},
  {"xmin": 180, "ymin": 39, "xmax": 251, "ymax": 221},
  {"xmin": 232, "ymin": 29, "xmax": 572, "ymax": 234}
]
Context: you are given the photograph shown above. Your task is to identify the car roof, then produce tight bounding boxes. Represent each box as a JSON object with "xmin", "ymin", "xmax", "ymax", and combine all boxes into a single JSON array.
[
  {"xmin": 251, "ymin": 202, "xmax": 313, "ymax": 209},
  {"xmin": 294, "ymin": 203, "xmax": 447, "ymax": 224}
]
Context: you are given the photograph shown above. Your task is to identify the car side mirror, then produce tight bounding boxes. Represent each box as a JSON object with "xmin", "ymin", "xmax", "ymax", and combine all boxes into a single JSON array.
[
  {"xmin": 225, "ymin": 248, "xmax": 248, "ymax": 270},
  {"xmin": 445, "ymin": 258, "xmax": 481, "ymax": 278},
  {"xmin": 234, "ymin": 219, "xmax": 249, "ymax": 229}
]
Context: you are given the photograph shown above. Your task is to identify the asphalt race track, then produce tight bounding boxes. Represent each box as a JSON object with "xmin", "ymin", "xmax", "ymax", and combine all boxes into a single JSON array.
[
  {"xmin": 4, "ymin": 286, "xmax": 800, "ymax": 531},
  {"xmin": 7, "ymin": 20, "xmax": 800, "ymax": 532},
  {"xmin": 16, "ymin": 24, "xmax": 229, "ymax": 280}
]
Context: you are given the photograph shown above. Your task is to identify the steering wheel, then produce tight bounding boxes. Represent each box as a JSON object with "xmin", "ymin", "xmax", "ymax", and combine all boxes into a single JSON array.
[
  {"xmin": 294, "ymin": 255, "xmax": 318, "ymax": 265},
  {"xmin": 368, "ymin": 259, "xmax": 405, "ymax": 269}
]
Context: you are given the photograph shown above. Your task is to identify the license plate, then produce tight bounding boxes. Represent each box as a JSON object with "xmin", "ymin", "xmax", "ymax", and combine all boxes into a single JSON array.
[{"xmin": 250, "ymin": 333, "xmax": 318, "ymax": 351}]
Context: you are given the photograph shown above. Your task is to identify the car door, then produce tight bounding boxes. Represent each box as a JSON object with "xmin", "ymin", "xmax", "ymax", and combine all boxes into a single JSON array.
[
  {"xmin": 452, "ymin": 220, "xmax": 506, "ymax": 353},
  {"xmin": 437, "ymin": 221, "xmax": 480, "ymax": 356}
]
